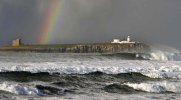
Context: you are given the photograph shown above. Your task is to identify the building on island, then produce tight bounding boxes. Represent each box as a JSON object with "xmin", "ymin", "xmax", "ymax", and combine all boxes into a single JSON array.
[
  {"xmin": 111, "ymin": 36, "xmax": 136, "ymax": 44},
  {"xmin": 2, "ymin": 36, "xmax": 150, "ymax": 53},
  {"xmin": 12, "ymin": 38, "xmax": 22, "ymax": 47}
]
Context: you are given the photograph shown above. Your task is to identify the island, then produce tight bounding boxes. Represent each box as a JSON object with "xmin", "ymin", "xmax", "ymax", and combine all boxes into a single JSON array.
[{"xmin": 0, "ymin": 36, "xmax": 151, "ymax": 54}]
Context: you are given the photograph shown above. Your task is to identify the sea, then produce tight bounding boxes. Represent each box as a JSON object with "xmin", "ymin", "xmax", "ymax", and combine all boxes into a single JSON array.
[{"xmin": 0, "ymin": 50, "xmax": 181, "ymax": 100}]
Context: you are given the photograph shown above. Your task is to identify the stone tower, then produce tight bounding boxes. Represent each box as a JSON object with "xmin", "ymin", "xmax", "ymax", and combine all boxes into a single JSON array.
[{"xmin": 12, "ymin": 38, "xmax": 21, "ymax": 47}]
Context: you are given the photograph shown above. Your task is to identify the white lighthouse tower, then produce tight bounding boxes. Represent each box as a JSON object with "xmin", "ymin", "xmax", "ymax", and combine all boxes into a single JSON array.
[
  {"xmin": 127, "ymin": 36, "xmax": 131, "ymax": 42},
  {"xmin": 111, "ymin": 36, "xmax": 135, "ymax": 44}
]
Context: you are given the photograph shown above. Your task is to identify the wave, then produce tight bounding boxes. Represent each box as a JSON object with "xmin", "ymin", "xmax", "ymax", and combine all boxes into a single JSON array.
[
  {"xmin": 0, "ymin": 82, "xmax": 41, "ymax": 95},
  {"xmin": 115, "ymin": 72, "xmax": 156, "ymax": 82},
  {"xmin": 0, "ymin": 60, "xmax": 181, "ymax": 79},
  {"xmin": 2, "ymin": 80, "xmax": 181, "ymax": 96},
  {"xmin": 36, "ymin": 85, "xmax": 75, "ymax": 95},
  {"xmin": 0, "ymin": 71, "xmax": 155, "ymax": 83},
  {"xmin": 125, "ymin": 81, "xmax": 181, "ymax": 93},
  {"xmin": 102, "ymin": 51, "xmax": 181, "ymax": 61},
  {"xmin": 104, "ymin": 84, "xmax": 142, "ymax": 94},
  {"xmin": 149, "ymin": 45, "xmax": 181, "ymax": 61},
  {"xmin": 102, "ymin": 53, "xmax": 150, "ymax": 60},
  {"xmin": 137, "ymin": 51, "xmax": 181, "ymax": 61},
  {"xmin": 0, "ymin": 73, "xmax": 180, "ymax": 96},
  {"xmin": 0, "ymin": 82, "xmax": 76, "ymax": 96},
  {"xmin": 0, "ymin": 71, "xmax": 60, "ymax": 82},
  {"xmin": 103, "ymin": 45, "xmax": 181, "ymax": 61}
]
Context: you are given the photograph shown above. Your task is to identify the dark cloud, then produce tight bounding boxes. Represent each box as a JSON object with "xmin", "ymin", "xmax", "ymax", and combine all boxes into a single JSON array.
[
  {"xmin": 0, "ymin": 0, "xmax": 181, "ymax": 50},
  {"xmin": 0, "ymin": 0, "xmax": 49, "ymax": 45}
]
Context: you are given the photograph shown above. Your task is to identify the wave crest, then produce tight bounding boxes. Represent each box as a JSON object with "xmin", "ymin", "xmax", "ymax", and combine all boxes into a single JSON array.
[
  {"xmin": 104, "ymin": 84, "xmax": 142, "ymax": 94},
  {"xmin": 125, "ymin": 81, "xmax": 181, "ymax": 93},
  {"xmin": 0, "ymin": 82, "xmax": 41, "ymax": 95}
]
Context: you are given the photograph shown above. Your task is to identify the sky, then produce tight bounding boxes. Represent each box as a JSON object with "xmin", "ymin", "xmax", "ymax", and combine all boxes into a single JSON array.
[{"xmin": 0, "ymin": 0, "xmax": 181, "ymax": 50}]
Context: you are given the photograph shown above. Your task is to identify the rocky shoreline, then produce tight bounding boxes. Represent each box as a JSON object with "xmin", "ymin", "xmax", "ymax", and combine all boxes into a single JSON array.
[{"xmin": 0, "ymin": 43, "xmax": 150, "ymax": 53}]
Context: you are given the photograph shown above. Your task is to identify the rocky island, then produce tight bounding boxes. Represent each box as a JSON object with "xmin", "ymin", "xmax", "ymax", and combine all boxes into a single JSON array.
[{"xmin": 0, "ymin": 36, "xmax": 151, "ymax": 54}]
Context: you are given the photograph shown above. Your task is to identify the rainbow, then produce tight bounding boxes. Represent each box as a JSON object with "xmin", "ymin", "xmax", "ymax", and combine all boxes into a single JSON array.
[{"xmin": 39, "ymin": 0, "xmax": 63, "ymax": 44}]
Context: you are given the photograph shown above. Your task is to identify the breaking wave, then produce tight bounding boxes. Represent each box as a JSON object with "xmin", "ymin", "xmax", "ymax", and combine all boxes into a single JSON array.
[
  {"xmin": 0, "ymin": 59, "xmax": 181, "ymax": 79},
  {"xmin": 0, "ymin": 71, "xmax": 154, "ymax": 83},
  {"xmin": 2, "ymin": 80, "xmax": 181, "ymax": 96},
  {"xmin": 149, "ymin": 45, "xmax": 181, "ymax": 61},
  {"xmin": 0, "ymin": 71, "xmax": 177, "ymax": 96},
  {"xmin": 0, "ymin": 72, "xmax": 155, "ymax": 96},
  {"xmin": 134, "ymin": 45, "xmax": 181, "ymax": 61},
  {"xmin": 0, "ymin": 82, "xmax": 41, "ymax": 95},
  {"xmin": 104, "ymin": 84, "xmax": 142, "ymax": 94},
  {"xmin": 112, "ymin": 49, "xmax": 181, "ymax": 61},
  {"xmin": 103, "ymin": 50, "xmax": 181, "ymax": 61},
  {"xmin": 137, "ymin": 51, "xmax": 181, "ymax": 61},
  {"xmin": 0, "ymin": 50, "xmax": 181, "ymax": 99},
  {"xmin": 125, "ymin": 81, "xmax": 181, "ymax": 93}
]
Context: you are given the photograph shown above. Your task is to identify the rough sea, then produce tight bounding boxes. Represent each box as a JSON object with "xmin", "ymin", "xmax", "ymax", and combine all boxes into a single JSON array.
[{"xmin": 0, "ymin": 51, "xmax": 181, "ymax": 100}]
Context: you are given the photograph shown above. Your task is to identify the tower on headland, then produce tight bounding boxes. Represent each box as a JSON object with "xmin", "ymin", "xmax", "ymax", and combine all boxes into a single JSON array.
[
  {"xmin": 111, "ymin": 36, "xmax": 135, "ymax": 44},
  {"xmin": 127, "ymin": 36, "xmax": 130, "ymax": 42},
  {"xmin": 12, "ymin": 38, "xmax": 22, "ymax": 47}
]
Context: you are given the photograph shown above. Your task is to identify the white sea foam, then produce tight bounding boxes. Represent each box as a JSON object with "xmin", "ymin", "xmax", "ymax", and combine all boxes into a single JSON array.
[
  {"xmin": 0, "ymin": 52, "xmax": 181, "ymax": 79},
  {"xmin": 149, "ymin": 51, "xmax": 181, "ymax": 61},
  {"xmin": 31, "ymin": 93, "xmax": 181, "ymax": 100},
  {"xmin": 0, "ymin": 53, "xmax": 181, "ymax": 99},
  {"xmin": 0, "ymin": 59, "xmax": 181, "ymax": 79},
  {"xmin": 148, "ymin": 45, "xmax": 181, "ymax": 61},
  {"xmin": 125, "ymin": 81, "xmax": 181, "ymax": 93},
  {"xmin": 0, "ymin": 82, "xmax": 41, "ymax": 95}
]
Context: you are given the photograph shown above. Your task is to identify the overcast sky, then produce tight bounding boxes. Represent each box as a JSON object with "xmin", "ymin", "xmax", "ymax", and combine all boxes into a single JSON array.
[{"xmin": 0, "ymin": 0, "xmax": 181, "ymax": 50}]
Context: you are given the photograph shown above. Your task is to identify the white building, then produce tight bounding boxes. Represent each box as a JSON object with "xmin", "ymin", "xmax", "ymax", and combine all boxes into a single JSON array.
[{"xmin": 111, "ymin": 36, "xmax": 135, "ymax": 44}]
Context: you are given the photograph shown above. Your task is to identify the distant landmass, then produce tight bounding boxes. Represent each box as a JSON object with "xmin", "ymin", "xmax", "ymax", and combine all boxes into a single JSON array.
[{"xmin": 0, "ymin": 36, "xmax": 150, "ymax": 54}]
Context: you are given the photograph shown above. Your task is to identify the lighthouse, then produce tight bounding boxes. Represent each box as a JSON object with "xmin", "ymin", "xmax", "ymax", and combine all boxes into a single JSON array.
[
  {"xmin": 111, "ymin": 36, "xmax": 135, "ymax": 44},
  {"xmin": 127, "ymin": 36, "xmax": 131, "ymax": 42}
]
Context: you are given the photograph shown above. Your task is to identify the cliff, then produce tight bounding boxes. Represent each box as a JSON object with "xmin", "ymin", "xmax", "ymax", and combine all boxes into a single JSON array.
[{"xmin": 0, "ymin": 43, "xmax": 151, "ymax": 54}]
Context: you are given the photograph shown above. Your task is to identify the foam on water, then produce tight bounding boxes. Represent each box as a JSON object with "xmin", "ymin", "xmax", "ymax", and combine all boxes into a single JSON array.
[
  {"xmin": 31, "ymin": 93, "xmax": 181, "ymax": 100},
  {"xmin": 0, "ymin": 82, "xmax": 41, "ymax": 95},
  {"xmin": 125, "ymin": 81, "xmax": 181, "ymax": 93},
  {"xmin": 0, "ymin": 60, "xmax": 181, "ymax": 79},
  {"xmin": 148, "ymin": 51, "xmax": 181, "ymax": 61},
  {"xmin": 148, "ymin": 45, "xmax": 181, "ymax": 61}
]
